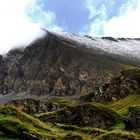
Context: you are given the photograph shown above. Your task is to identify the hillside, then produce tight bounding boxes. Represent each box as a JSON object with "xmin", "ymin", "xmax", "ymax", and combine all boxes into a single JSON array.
[{"xmin": 0, "ymin": 29, "xmax": 140, "ymax": 139}]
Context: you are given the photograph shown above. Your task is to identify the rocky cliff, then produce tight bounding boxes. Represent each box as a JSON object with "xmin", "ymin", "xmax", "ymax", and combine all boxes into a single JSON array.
[{"xmin": 0, "ymin": 30, "xmax": 140, "ymax": 100}]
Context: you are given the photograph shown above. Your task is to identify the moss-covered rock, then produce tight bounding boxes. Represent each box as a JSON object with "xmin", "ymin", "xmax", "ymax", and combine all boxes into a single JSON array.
[
  {"xmin": 64, "ymin": 133, "xmax": 84, "ymax": 140},
  {"xmin": 0, "ymin": 105, "xmax": 70, "ymax": 139},
  {"xmin": 38, "ymin": 103, "xmax": 122, "ymax": 129},
  {"xmin": 79, "ymin": 127, "xmax": 107, "ymax": 136},
  {"xmin": 124, "ymin": 105, "xmax": 140, "ymax": 131},
  {"xmin": 6, "ymin": 96, "xmax": 76, "ymax": 115},
  {"xmin": 96, "ymin": 130, "xmax": 139, "ymax": 140}
]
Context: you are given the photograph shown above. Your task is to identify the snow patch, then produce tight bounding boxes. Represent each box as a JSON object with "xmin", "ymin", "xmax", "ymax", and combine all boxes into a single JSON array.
[{"xmin": 49, "ymin": 30, "xmax": 140, "ymax": 59}]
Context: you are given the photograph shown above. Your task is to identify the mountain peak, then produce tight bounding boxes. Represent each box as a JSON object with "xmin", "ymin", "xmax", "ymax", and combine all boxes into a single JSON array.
[{"xmin": 40, "ymin": 29, "xmax": 140, "ymax": 60}]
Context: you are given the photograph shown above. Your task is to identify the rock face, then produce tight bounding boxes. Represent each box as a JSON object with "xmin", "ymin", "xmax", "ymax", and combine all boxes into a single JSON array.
[
  {"xmin": 79, "ymin": 69, "xmax": 140, "ymax": 103},
  {"xmin": 0, "ymin": 30, "xmax": 140, "ymax": 99},
  {"xmin": 9, "ymin": 99, "xmax": 48, "ymax": 115},
  {"xmin": 0, "ymin": 32, "xmax": 112, "ymax": 97}
]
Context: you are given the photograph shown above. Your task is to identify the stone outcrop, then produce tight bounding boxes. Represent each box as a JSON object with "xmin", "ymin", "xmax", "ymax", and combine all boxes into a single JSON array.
[
  {"xmin": 125, "ymin": 105, "xmax": 140, "ymax": 131},
  {"xmin": 79, "ymin": 69, "xmax": 140, "ymax": 103}
]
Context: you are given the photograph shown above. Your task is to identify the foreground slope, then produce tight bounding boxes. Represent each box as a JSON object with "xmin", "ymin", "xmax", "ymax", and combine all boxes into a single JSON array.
[{"xmin": 0, "ymin": 104, "xmax": 139, "ymax": 140}]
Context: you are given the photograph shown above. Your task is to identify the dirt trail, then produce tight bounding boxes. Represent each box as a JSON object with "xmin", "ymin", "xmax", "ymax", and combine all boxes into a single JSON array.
[{"xmin": 0, "ymin": 92, "xmax": 49, "ymax": 105}]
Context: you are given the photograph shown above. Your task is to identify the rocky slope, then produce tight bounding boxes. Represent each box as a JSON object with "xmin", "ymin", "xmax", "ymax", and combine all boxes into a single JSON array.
[
  {"xmin": 79, "ymin": 69, "xmax": 140, "ymax": 103},
  {"xmin": 0, "ymin": 30, "xmax": 140, "ymax": 100}
]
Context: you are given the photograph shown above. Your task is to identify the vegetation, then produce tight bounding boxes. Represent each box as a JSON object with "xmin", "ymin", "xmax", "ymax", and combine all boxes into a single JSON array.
[
  {"xmin": 110, "ymin": 92, "xmax": 140, "ymax": 116},
  {"xmin": 120, "ymin": 64, "xmax": 140, "ymax": 71},
  {"xmin": 0, "ymin": 69, "xmax": 140, "ymax": 139},
  {"xmin": 0, "ymin": 99, "xmax": 140, "ymax": 140},
  {"xmin": 37, "ymin": 102, "xmax": 122, "ymax": 129},
  {"xmin": 0, "ymin": 105, "xmax": 108, "ymax": 140},
  {"xmin": 0, "ymin": 105, "xmax": 67, "ymax": 139},
  {"xmin": 96, "ymin": 130, "xmax": 139, "ymax": 140},
  {"xmin": 48, "ymin": 96, "xmax": 76, "ymax": 107}
]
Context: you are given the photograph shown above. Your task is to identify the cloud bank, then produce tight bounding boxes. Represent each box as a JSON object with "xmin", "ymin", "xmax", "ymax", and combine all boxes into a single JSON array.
[
  {"xmin": 0, "ymin": 0, "xmax": 61, "ymax": 54},
  {"xmin": 84, "ymin": 0, "xmax": 140, "ymax": 38}
]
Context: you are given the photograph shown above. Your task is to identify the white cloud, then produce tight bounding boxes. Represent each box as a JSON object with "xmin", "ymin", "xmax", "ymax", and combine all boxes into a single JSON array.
[
  {"xmin": 26, "ymin": 0, "xmax": 62, "ymax": 30},
  {"xmin": 84, "ymin": 0, "xmax": 140, "ymax": 38},
  {"xmin": 84, "ymin": 3, "xmax": 107, "ymax": 36},
  {"xmin": 0, "ymin": 0, "xmax": 61, "ymax": 54},
  {"xmin": 85, "ymin": 0, "xmax": 109, "ymax": 19},
  {"xmin": 104, "ymin": 0, "xmax": 140, "ymax": 37},
  {"xmin": 83, "ymin": 0, "xmax": 114, "ymax": 36}
]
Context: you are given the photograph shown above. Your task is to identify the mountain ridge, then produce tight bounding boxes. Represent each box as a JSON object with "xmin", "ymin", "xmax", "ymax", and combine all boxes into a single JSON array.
[{"xmin": 0, "ymin": 29, "xmax": 140, "ymax": 99}]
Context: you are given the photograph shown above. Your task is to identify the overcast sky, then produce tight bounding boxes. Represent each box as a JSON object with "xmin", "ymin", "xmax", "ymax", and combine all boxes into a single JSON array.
[{"xmin": 0, "ymin": 0, "xmax": 140, "ymax": 54}]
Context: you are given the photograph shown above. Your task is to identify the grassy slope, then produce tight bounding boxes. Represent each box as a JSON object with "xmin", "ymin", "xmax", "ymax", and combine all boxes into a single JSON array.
[
  {"xmin": 37, "ymin": 102, "xmax": 122, "ymax": 129},
  {"xmin": 110, "ymin": 92, "xmax": 140, "ymax": 116},
  {"xmin": 95, "ymin": 130, "xmax": 139, "ymax": 140},
  {"xmin": 0, "ymin": 105, "xmax": 100, "ymax": 140},
  {"xmin": 0, "ymin": 105, "xmax": 64, "ymax": 139},
  {"xmin": 48, "ymin": 96, "xmax": 77, "ymax": 107},
  {"xmin": 0, "ymin": 101, "xmax": 140, "ymax": 140},
  {"xmin": 120, "ymin": 64, "xmax": 140, "ymax": 70}
]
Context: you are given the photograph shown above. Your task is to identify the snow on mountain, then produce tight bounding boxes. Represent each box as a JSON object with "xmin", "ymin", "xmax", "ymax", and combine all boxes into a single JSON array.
[{"xmin": 48, "ymin": 30, "xmax": 140, "ymax": 59}]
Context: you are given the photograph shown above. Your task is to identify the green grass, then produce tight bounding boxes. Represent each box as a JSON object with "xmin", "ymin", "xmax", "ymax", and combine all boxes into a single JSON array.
[
  {"xmin": 0, "ymin": 105, "xmax": 70, "ymax": 139},
  {"xmin": 48, "ymin": 96, "xmax": 76, "ymax": 107},
  {"xmin": 110, "ymin": 94, "xmax": 140, "ymax": 116},
  {"xmin": 55, "ymin": 123, "xmax": 107, "ymax": 137},
  {"xmin": 0, "ymin": 103, "xmax": 139, "ymax": 140},
  {"xmin": 112, "ymin": 122, "xmax": 125, "ymax": 130},
  {"xmin": 0, "ymin": 105, "xmax": 99, "ymax": 140},
  {"xmin": 55, "ymin": 123, "xmax": 79, "ymax": 131},
  {"xmin": 79, "ymin": 127, "xmax": 107, "ymax": 136},
  {"xmin": 96, "ymin": 130, "xmax": 139, "ymax": 140},
  {"xmin": 120, "ymin": 64, "xmax": 140, "ymax": 71}
]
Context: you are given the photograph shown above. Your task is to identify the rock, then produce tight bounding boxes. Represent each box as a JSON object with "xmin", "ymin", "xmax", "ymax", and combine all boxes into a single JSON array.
[
  {"xmin": 38, "ymin": 103, "xmax": 122, "ymax": 129},
  {"xmin": 79, "ymin": 69, "xmax": 140, "ymax": 103},
  {"xmin": 0, "ymin": 30, "xmax": 140, "ymax": 102},
  {"xmin": 124, "ymin": 105, "xmax": 140, "ymax": 131},
  {"xmin": 22, "ymin": 131, "xmax": 42, "ymax": 140}
]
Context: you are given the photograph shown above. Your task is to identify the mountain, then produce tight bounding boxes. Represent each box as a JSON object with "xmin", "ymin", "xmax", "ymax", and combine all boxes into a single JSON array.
[
  {"xmin": 0, "ymin": 29, "xmax": 140, "ymax": 139},
  {"xmin": 0, "ymin": 30, "xmax": 140, "ymax": 100}
]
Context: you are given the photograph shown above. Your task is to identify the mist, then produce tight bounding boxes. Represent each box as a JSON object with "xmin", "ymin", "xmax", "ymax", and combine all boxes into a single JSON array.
[{"xmin": 0, "ymin": 0, "xmax": 48, "ymax": 54}]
